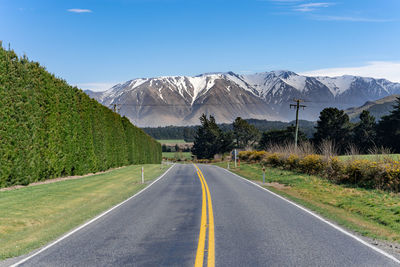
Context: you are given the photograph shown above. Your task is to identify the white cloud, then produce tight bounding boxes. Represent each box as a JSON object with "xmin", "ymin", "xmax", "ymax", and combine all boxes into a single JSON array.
[
  {"xmin": 300, "ymin": 61, "xmax": 400, "ymax": 83},
  {"xmin": 67, "ymin": 9, "xmax": 92, "ymax": 13},
  {"xmin": 76, "ymin": 82, "xmax": 118, "ymax": 92},
  {"xmin": 294, "ymin": 2, "xmax": 333, "ymax": 12}
]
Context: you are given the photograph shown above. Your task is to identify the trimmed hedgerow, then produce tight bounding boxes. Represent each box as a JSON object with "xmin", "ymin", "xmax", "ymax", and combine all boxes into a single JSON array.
[{"xmin": 0, "ymin": 46, "xmax": 161, "ymax": 188}]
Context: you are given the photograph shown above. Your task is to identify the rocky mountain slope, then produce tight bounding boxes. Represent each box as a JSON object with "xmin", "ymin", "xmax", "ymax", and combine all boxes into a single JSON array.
[
  {"xmin": 85, "ymin": 71, "xmax": 400, "ymax": 127},
  {"xmin": 345, "ymin": 94, "xmax": 400, "ymax": 122}
]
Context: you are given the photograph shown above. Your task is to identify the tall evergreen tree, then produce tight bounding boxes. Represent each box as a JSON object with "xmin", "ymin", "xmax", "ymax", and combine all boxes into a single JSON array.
[
  {"xmin": 192, "ymin": 114, "xmax": 233, "ymax": 159},
  {"xmin": 313, "ymin": 108, "xmax": 352, "ymax": 154},
  {"xmin": 376, "ymin": 97, "xmax": 400, "ymax": 152},
  {"xmin": 232, "ymin": 117, "xmax": 260, "ymax": 148},
  {"xmin": 353, "ymin": 110, "xmax": 376, "ymax": 153}
]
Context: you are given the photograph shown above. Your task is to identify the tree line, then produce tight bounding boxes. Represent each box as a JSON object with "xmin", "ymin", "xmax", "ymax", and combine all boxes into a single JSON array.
[
  {"xmin": 192, "ymin": 98, "xmax": 400, "ymax": 159},
  {"xmin": 0, "ymin": 45, "xmax": 161, "ymax": 188},
  {"xmin": 143, "ymin": 119, "xmax": 316, "ymax": 142}
]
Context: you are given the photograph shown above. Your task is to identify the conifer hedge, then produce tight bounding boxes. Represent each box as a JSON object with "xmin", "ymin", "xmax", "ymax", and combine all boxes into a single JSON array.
[{"xmin": 0, "ymin": 46, "xmax": 161, "ymax": 188}]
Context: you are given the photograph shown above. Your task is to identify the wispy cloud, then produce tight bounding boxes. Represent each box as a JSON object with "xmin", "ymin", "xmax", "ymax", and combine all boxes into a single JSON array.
[
  {"xmin": 300, "ymin": 61, "xmax": 400, "ymax": 83},
  {"xmin": 294, "ymin": 2, "xmax": 334, "ymax": 12},
  {"xmin": 67, "ymin": 9, "xmax": 93, "ymax": 13}
]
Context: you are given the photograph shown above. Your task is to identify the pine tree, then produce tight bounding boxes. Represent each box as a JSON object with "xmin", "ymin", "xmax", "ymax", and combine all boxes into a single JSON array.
[
  {"xmin": 376, "ymin": 97, "xmax": 400, "ymax": 152},
  {"xmin": 353, "ymin": 110, "xmax": 376, "ymax": 153},
  {"xmin": 233, "ymin": 117, "xmax": 260, "ymax": 149},
  {"xmin": 313, "ymin": 108, "xmax": 352, "ymax": 154}
]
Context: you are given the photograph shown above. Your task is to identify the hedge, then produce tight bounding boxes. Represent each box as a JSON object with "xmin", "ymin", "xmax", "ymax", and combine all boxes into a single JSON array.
[{"xmin": 0, "ymin": 46, "xmax": 161, "ymax": 188}]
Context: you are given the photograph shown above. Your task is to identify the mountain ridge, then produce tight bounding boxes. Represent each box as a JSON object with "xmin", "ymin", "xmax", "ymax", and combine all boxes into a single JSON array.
[{"xmin": 85, "ymin": 71, "xmax": 400, "ymax": 127}]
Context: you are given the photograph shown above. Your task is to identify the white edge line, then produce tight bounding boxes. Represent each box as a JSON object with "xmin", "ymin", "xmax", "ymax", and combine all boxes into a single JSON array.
[
  {"xmin": 214, "ymin": 165, "xmax": 400, "ymax": 264},
  {"xmin": 11, "ymin": 164, "xmax": 176, "ymax": 267}
]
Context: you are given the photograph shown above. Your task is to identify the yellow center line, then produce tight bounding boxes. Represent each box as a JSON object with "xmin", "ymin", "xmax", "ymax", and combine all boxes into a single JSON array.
[
  {"xmin": 201, "ymin": 170, "xmax": 215, "ymax": 267},
  {"xmin": 194, "ymin": 164, "xmax": 215, "ymax": 267},
  {"xmin": 195, "ymin": 169, "xmax": 207, "ymax": 267}
]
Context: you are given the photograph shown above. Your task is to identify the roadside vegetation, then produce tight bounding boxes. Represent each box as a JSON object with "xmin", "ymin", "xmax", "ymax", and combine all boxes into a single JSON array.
[
  {"xmin": 238, "ymin": 148, "xmax": 400, "ymax": 192},
  {"xmin": 0, "ymin": 164, "xmax": 170, "ymax": 260},
  {"xmin": 213, "ymin": 162, "xmax": 400, "ymax": 244},
  {"xmin": 0, "ymin": 45, "xmax": 161, "ymax": 188}
]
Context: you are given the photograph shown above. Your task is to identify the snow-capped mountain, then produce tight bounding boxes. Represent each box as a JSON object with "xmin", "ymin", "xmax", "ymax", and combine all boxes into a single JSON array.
[{"xmin": 85, "ymin": 71, "xmax": 400, "ymax": 127}]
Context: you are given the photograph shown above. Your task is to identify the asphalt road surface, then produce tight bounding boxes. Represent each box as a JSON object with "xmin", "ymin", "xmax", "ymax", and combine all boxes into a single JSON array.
[{"xmin": 13, "ymin": 164, "xmax": 399, "ymax": 266}]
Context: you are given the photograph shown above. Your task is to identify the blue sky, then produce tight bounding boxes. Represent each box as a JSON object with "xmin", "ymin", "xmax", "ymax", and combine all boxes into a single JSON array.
[{"xmin": 1, "ymin": 0, "xmax": 400, "ymax": 91}]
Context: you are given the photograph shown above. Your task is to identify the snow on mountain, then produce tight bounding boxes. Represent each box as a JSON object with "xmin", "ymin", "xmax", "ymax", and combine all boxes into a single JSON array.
[{"xmin": 86, "ymin": 71, "xmax": 400, "ymax": 126}]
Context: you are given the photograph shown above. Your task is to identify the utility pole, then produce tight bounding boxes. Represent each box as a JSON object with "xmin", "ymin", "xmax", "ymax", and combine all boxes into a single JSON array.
[{"xmin": 290, "ymin": 99, "xmax": 306, "ymax": 150}]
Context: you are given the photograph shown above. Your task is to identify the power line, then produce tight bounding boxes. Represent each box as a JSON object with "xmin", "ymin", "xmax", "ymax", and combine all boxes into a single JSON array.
[{"xmin": 290, "ymin": 99, "xmax": 307, "ymax": 149}]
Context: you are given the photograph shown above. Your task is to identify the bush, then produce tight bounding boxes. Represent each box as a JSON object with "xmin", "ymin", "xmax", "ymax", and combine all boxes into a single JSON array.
[
  {"xmin": 285, "ymin": 154, "xmax": 300, "ymax": 170},
  {"xmin": 299, "ymin": 154, "xmax": 326, "ymax": 175},
  {"xmin": 238, "ymin": 151, "xmax": 252, "ymax": 161},
  {"xmin": 237, "ymin": 149, "xmax": 400, "ymax": 192},
  {"xmin": 249, "ymin": 151, "xmax": 267, "ymax": 162}
]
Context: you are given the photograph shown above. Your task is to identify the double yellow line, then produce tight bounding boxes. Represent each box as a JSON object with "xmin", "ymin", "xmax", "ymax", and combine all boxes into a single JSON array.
[{"xmin": 194, "ymin": 164, "xmax": 215, "ymax": 267}]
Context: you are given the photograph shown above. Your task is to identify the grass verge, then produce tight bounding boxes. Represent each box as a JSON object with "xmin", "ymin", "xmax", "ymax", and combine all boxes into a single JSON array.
[
  {"xmin": 0, "ymin": 164, "xmax": 170, "ymax": 260},
  {"xmin": 213, "ymin": 162, "xmax": 400, "ymax": 244}
]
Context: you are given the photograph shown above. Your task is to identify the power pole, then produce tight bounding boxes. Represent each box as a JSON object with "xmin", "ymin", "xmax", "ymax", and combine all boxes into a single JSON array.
[{"xmin": 290, "ymin": 99, "xmax": 306, "ymax": 150}]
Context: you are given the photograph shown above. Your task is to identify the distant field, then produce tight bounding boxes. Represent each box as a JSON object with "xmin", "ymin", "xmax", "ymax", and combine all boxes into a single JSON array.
[
  {"xmin": 0, "ymin": 164, "xmax": 170, "ymax": 260},
  {"xmin": 338, "ymin": 154, "xmax": 400, "ymax": 161},
  {"xmin": 162, "ymin": 152, "xmax": 192, "ymax": 160}
]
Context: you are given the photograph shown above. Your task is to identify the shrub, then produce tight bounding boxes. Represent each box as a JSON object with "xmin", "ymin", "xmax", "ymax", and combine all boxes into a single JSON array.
[
  {"xmin": 299, "ymin": 154, "xmax": 326, "ymax": 175},
  {"xmin": 326, "ymin": 156, "xmax": 345, "ymax": 182},
  {"xmin": 249, "ymin": 151, "xmax": 267, "ymax": 162},
  {"xmin": 238, "ymin": 151, "xmax": 252, "ymax": 161},
  {"xmin": 236, "ymin": 148, "xmax": 400, "ymax": 192},
  {"xmin": 285, "ymin": 154, "xmax": 300, "ymax": 170}
]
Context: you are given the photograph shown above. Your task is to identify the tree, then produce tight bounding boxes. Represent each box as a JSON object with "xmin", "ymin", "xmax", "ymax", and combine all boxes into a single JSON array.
[
  {"xmin": 192, "ymin": 114, "xmax": 234, "ymax": 159},
  {"xmin": 313, "ymin": 108, "xmax": 352, "ymax": 154},
  {"xmin": 353, "ymin": 110, "xmax": 376, "ymax": 153},
  {"xmin": 232, "ymin": 117, "xmax": 261, "ymax": 148},
  {"xmin": 258, "ymin": 126, "xmax": 307, "ymax": 150},
  {"xmin": 162, "ymin": 144, "xmax": 168, "ymax": 152},
  {"xmin": 376, "ymin": 97, "xmax": 400, "ymax": 152}
]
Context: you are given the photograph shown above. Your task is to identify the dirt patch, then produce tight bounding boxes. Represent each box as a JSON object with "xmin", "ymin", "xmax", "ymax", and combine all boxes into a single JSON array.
[
  {"xmin": 252, "ymin": 180, "xmax": 291, "ymax": 190},
  {"xmin": 0, "ymin": 166, "xmax": 126, "ymax": 192}
]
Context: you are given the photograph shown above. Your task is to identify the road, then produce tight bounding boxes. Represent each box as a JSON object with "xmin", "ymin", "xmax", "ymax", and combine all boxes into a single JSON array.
[{"xmin": 13, "ymin": 164, "xmax": 399, "ymax": 266}]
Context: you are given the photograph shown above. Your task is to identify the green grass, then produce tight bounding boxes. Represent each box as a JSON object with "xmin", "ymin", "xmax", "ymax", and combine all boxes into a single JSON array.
[
  {"xmin": 162, "ymin": 152, "xmax": 192, "ymax": 160},
  {"xmin": 0, "ymin": 164, "xmax": 170, "ymax": 260},
  {"xmin": 338, "ymin": 154, "xmax": 400, "ymax": 161},
  {"xmin": 157, "ymin": 139, "xmax": 190, "ymax": 144},
  {"xmin": 214, "ymin": 162, "xmax": 400, "ymax": 244}
]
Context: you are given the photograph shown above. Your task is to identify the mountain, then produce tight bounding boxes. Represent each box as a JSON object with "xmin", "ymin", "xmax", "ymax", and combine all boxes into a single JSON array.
[
  {"xmin": 85, "ymin": 71, "xmax": 400, "ymax": 127},
  {"xmin": 84, "ymin": 89, "xmax": 104, "ymax": 100},
  {"xmin": 345, "ymin": 94, "xmax": 400, "ymax": 122}
]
